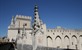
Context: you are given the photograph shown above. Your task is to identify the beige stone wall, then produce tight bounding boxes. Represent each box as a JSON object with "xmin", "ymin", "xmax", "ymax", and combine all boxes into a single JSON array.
[
  {"xmin": 8, "ymin": 15, "xmax": 32, "ymax": 42},
  {"xmin": 46, "ymin": 27, "xmax": 82, "ymax": 50},
  {"xmin": 15, "ymin": 15, "xmax": 31, "ymax": 28},
  {"xmin": 8, "ymin": 29, "xmax": 18, "ymax": 42},
  {"xmin": 7, "ymin": 15, "xmax": 82, "ymax": 50}
]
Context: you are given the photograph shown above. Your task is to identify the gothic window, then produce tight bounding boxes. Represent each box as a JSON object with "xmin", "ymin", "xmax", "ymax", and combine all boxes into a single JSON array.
[
  {"xmin": 47, "ymin": 36, "xmax": 53, "ymax": 47},
  {"xmin": 64, "ymin": 35, "xmax": 70, "ymax": 49},
  {"xmin": 79, "ymin": 35, "xmax": 82, "ymax": 50},
  {"xmin": 55, "ymin": 36, "xmax": 62, "ymax": 48},
  {"xmin": 72, "ymin": 35, "xmax": 78, "ymax": 49},
  {"xmin": 18, "ymin": 29, "xmax": 20, "ymax": 34}
]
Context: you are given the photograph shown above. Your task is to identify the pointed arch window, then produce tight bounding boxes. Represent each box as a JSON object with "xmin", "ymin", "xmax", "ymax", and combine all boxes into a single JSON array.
[{"xmin": 18, "ymin": 29, "xmax": 20, "ymax": 34}]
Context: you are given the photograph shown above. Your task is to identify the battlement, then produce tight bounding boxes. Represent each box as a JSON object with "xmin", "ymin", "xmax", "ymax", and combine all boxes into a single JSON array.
[{"xmin": 15, "ymin": 15, "xmax": 31, "ymax": 20}]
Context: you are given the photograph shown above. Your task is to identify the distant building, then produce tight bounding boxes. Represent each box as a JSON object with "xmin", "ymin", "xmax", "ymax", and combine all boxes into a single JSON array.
[{"xmin": 7, "ymin": 5, "xmax": 82, "ymax": 50}]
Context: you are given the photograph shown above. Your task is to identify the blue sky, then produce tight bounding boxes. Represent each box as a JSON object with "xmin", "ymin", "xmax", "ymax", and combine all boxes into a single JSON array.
[{"xmin": 0, "ymin": 0, "xmax": 82, "ymax": 37}]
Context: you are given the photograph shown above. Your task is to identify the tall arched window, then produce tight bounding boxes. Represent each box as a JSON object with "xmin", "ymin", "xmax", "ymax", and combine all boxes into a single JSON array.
[
  {"xmin": 55, "ymin": 36, "xmax": 62, "ymax": 48},
  {"xmin": 72, "ymin": 35, "xmax": 77, "ymax": 49},
  {"xmin": 47, "ymin": 36, "xmax": 53, "ymax": 47},
  {"xmin": 64, "ymin": 35, "xmax": 70, "ymax": 49},
  {"xmin": 79, "ymin": 35, "xmax": 82, "ymax": 50}
]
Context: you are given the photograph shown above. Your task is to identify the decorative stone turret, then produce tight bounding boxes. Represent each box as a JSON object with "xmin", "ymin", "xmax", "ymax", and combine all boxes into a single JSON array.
[
  {"xmin": 33, "ymin": 5, "xmax": 41, "ymax": 31},
  {"xmin": 32, "ymin": 5, "xmax": 44, "ymax": 50}
]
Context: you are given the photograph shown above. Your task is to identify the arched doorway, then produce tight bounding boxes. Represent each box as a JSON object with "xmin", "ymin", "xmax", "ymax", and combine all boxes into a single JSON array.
[
  {"xmin": 79, "ymin": 35, "xmax": 82, "ymax": 50},
  {"xmin": 55, "ymin": 36, "xmax": 62, "ymax": 48},
  {"xmin": 47, "ymin": 36, "xmax": 53, "ymax": 47},
  {"xmin": 64, "ymin": 35, "xmax": 70, "ymax": 49},
  {"xmin": 72, "ymin": 35, "xmax": 77, "ymax": 49}
]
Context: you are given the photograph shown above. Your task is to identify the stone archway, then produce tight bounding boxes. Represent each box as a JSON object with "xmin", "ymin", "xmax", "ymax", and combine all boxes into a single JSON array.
[
  {"xmin": 79, "ymin": 35, "xmax": 82, "ymax": 50},
  {"xmin": 64, "ymin": 35, "xmax": 70, "ymax": 49},
  {"xmin": 72, "ymin": 35, "xmax": 77, "ymax": 49},
  {"xmin": 47, "ymin": 36, "xmax": 53, "ymax": 47},
  {"xmin": 55, "ymin": 36, "xmax": 62, "ymax": 48}
]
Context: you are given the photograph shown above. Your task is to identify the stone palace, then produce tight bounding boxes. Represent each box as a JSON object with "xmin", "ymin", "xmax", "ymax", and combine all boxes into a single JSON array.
[{"xmin": 7, "ymin": 5, "xmax": 82, "ymax": 50}]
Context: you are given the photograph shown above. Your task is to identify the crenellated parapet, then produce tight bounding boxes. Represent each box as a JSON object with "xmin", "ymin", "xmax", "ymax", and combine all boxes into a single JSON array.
[
  {"xmin": 15, "ymin": 15, "xmax": 31, "ymax": 21},
  {"xmin": 8, "ymin": 15, "xmax": 32, "ymax": 29}
]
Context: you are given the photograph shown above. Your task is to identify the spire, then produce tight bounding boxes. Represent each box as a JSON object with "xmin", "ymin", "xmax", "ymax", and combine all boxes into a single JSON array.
[
  {"xmin": 32, "ymin": 5, "xmax": 44, "ymax": 50},
  {"xmin": 32, "ymin": 5, "xmax": 44, "ymax": 33},
  {"xmin": 34, "ymin": 5, "xmax": 38, "ymax": 12},
  {"xmin": 34, "ymin": 5, "xmax": 39, "ymax": 18},
  {"xmin": 11, "ymin": 16, "xmax": 15, "ymax": 25},
  {"xmin": 33, "ymin": 5, "xmax": 41, "ymax": 30}
]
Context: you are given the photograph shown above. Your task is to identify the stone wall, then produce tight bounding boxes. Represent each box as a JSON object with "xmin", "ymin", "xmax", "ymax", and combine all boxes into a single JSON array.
[{"xmin": 17, "ymin": 44, "xmax": 75, "ymax": 50}]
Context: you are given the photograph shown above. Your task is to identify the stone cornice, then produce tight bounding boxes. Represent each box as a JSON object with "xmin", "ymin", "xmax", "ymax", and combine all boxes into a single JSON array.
[
  {"xmin": 8, "ymin": 28, "xmax": 32, "ymax": 30},
  {"xmin": 16, "ymin": 18, "xmax": 31, "ymax": 21}
]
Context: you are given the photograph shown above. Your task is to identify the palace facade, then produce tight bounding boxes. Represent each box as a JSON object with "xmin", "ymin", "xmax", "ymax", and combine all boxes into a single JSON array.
[{"xmin": 7, "ymin": 5, "xmax": 82, "ymax": 50}]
